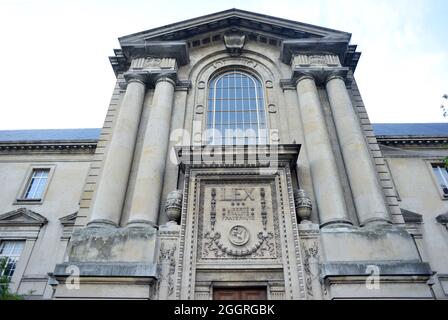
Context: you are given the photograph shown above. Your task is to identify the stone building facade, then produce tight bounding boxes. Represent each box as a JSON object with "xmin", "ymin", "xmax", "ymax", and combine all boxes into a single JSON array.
[{"xmin": 0, "ymin": 9, "xmax": 447, "ymax": 299}]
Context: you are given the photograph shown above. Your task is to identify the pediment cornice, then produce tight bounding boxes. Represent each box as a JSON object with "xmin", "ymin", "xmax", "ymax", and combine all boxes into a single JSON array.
[
  {"xmin": 0, "ymin": 208, "xmax": 48, "ymax": 227},
  {"xmin": 119, "ymin": 9, "xmax": 350, "ymax": 44},
  {"xmin": 109, "ymin": 9, "xmax": 361, "ymax": 75},
  {"xmin": 59, "ymin": 212, "xmax": 77, "ymax": 226}
]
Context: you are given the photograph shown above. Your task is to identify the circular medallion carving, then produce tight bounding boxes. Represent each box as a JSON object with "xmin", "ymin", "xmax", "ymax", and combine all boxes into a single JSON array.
[
  {"xmin": 228, "ymin": 225, "xmax": 250, "ymax": 246},
  {"xmin": 195, "ymin": 105, "xmax": 204, "ymax": 114},
  {"xmin": 268, "ymin": 104, "xmax": 277, "ymax": 113},
  {"xmin": 214, "ymin": 61, "xmax": 223, "ymax": 69},
  {"xmin": 197, "ymin": 81, "xmax": 205, "ymax": 89},
  {"xmin": 246, "ymin": 60, "xmax": 258, "ymax": 68},
  {"xmin": 265, "ymin": 80, "xmax": 273, "ymax": 88}
]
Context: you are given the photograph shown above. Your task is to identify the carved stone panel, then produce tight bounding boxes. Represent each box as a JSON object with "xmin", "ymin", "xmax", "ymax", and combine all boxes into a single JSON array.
[
  {"xmin": 197, "ymin": 179, "xmax": 281, "ymax": 263},
  {"xmin": 292, "ymin": 54, "xmax": 341, "ymax": 67}
]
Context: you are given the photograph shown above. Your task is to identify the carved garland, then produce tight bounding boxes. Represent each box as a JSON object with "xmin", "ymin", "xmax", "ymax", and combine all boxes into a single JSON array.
[{"xmin": 197, "ymin": 178, "xmax": 280, "ymax": 261}]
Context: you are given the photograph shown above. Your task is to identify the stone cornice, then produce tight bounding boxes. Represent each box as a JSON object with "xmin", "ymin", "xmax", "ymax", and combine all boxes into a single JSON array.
[
  {"xmin": 110, "ymin": 41, "xmax": 189, "ymax": 77},
  {"xmin": 0, "ymin": 140, "xmax": 97, "ymax": 154},
  {"xmin": 376, "ymin": 135, "xmax": 448, "ymax": 147},
  {"xmin": 118, "ymin": 9, "xmax": 350, "ymax": 43},
  {"xmin": 174, "ymin": 144, "xmax": 301, "ymax": 170}
]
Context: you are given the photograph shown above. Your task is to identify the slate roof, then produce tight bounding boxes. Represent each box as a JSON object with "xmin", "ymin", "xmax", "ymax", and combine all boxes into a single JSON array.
[
  {"xmin": 372, "ymin": 123, "xmax": 448, "ymax": 137},
  {"xmin": 0, "ymin": 129, "xmax": 101, "ymax": 142},
  {"xmin": 0, "ymin": 124, "xmax": 446, "ymax": 143}
]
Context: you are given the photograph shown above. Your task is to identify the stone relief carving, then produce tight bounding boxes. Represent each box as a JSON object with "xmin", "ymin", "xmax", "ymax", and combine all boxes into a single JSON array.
[
  {"xmin": 197, "ymin": 81, "xmax": 206, "ymax": 89},
  {"xmin": 198, "ymin": 181, "xmax": 280, "ymax": 261},
  {"xmin": 292, "ymin": 54, "xmax": 341, "ymax": 68},
  {"xmin": 165, "ymin": 189, "xmax": 183, "ymax": 223},
  {"xmin": 302, "ymin": 241, "xmax": 319, "ymax": 298},
  {"xmin": 268, "ymin": 104, "xmax": 277, "ymax": 113},
  {"xmin": 224, "ymin": 32, "xmax": 246, "ymax": 56},
  {"xmin": 195, "ymin": 105, "xmax": 204, "ymax": 114},
  {"xmin": 299, "ymin": 223, "xmax": 322, "ymax": 299},
  {"xmin": 130, "ymin": 57, "xmax": 177, "ymax": 71},
  {"xmin": 156, "ymin": 242, "xmax": 177, "ymax": 298},
  {"xmin": 177, "ymin": 167, "xmax": 307, "ymax": 300}
]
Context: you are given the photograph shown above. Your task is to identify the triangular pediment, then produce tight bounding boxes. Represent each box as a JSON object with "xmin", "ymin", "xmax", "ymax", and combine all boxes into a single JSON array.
[
  {"xmin": 59, "ymin": 212, "xmax": 77, "ymax": 226},
  {"xmin": 110, "ymin": 9, "xmax": 360, "ymax": 75},
  {"xmin": 436, "ymin": 212, "xmax": 448, "ymax": 224},
  {"xmin": 0, "ymin": 208, "xmax": 48, "ymax": 226},
  {"xmin": 119, "ymin": 8, "xmax": 350, "ymax": 44},
  {"xmin": 401, "ymin": 209, "xmax": 423, "ymax": 224}
]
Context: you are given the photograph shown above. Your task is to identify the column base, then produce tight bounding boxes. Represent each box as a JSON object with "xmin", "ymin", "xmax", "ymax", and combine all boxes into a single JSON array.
[
  {"xmin": 86, "ymin": 219, "xmax": 119, "ymax": 229},
  {"xmin": 57, "ymin": 225, "xmax": 158, "ymax": 265},
  {"xmin": 321, "ymin": 262, "xmax": 433, "ymax": 299},
  {"xmin": 320, "ymin": 223, "xmax": 422, "ymax": 262},
  {"xmin": 320, "ymin": 219, "xmax": 353, "ymax": 229},
  {"xmin": 319, "ymin": 223, "xmax": 434, "ymax": 299},
  {"xmin": 127, "ymin": 219, "xmax": 158, "ymax": 229},
  {"xmin": 360, "ymin": 217, "xmax": 392, "ymax": 227}
]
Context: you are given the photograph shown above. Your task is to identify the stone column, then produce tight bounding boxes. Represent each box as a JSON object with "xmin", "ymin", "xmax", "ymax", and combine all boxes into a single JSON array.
[
  {"xmin": 296, "ymin": 76, "xmax": 352, "ymax": 226},
  {"xmin": 88, "ymin": 74, "xmax": 146, "ymax": 228},
  {"xmin": 326, "ymin": 75, "xmax": 391, "ymax": 225},
  {"xmin": 127, "ymin": 76, "xmax": 176, "ymax": 228}
]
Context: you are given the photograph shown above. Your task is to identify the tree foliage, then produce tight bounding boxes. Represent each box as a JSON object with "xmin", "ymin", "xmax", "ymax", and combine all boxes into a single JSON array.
[{"xmin": 0, "ymin": 258, "xmax": 24, "ymax": 300}]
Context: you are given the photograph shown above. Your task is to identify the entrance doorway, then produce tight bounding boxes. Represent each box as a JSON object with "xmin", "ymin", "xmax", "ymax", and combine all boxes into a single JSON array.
[{"xmin": 213, "ymin": 287, "xmax": 267, "ymax": 300}]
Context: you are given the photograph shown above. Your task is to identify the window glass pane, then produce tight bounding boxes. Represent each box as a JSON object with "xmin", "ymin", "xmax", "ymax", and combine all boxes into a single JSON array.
[
  {"xmin": 24, "ymin": 169, "xmax": 49, "ymax": 199},
  {"xmin": 207, "ymin": 112, "xmax": 214, "ymax": 126},
  {"xmin": 207, "ymin": 71, "xmax": 266, "ymax": 145},
  {"xmin": 258, "ymin": 110, "xmax": 266, "ymax": 123},
  {"xmin": 433, "ymin": 165, "xmax": 448, "ymax": 196},
  {"xmin": 0, "ymin": 241, "xmax": 25, "ymax": 278}
]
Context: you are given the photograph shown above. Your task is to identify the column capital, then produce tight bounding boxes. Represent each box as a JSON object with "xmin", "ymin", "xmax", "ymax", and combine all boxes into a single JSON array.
[
  {"xmin": 155, "ymin": 73, "xmax": 177, "ymax": 86},
  {"xmin": 123, "ymin": 72, "xmax": 147, "ymax": 86},
  {"xmin": 325, "ymin": 70, "xmax": 348, "ymax": 84},
  {"xmin": 295, "ymin": 74, "xmax": 315, "ymax": 85},
  {"xmin": 291, "ymin": 66, "xmax": 349, "ymax": 86}
]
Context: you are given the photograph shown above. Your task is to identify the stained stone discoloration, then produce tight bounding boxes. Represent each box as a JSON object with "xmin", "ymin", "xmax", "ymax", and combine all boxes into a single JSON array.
[
  {"xmin": 320, "ymin": 224, "xmax": 421, "ymax": 262},
  {"xmin": 67, "ymin": 226, "xmax": 158, "ymax": 263}
]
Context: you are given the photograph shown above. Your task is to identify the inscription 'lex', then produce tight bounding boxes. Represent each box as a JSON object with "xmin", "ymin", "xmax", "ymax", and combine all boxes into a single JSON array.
[{"xmin": 220, "ymin": 188, "xmax": 255, "ymax": 202}]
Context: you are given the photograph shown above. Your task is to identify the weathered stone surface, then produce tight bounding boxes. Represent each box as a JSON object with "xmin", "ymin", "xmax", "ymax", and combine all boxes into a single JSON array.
[
  {"xmin": 67, "ymin": 226, "xmax": 158, "ymax": 264},
  {"xmin": 321, "ymin": 261, "xmax": 432, "ymax": 278},
  {"xmin": 320, "ymin": 224, "xmax": 421, "ymax": 262}
]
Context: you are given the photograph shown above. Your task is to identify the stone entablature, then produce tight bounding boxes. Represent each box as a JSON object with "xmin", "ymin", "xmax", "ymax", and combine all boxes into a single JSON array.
[
  {"xmin": 0, "ymin": 141, "xmax": 96, "ymax": 154},
  {"xmin": 292, "ymin": 54, "xmax": 341, "ymax": 68},
  {"xmin": 377, "ymin": 136, "xmax": 448, "ymax": 147}
]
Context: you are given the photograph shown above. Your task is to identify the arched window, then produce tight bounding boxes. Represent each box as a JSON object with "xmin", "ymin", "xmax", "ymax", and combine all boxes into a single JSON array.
[{"xmin": 207, "ymin": 70, "xmax": 267, "ymax": 145}]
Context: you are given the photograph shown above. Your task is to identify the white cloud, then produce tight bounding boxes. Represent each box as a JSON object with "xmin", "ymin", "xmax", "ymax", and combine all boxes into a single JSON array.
[{"xmin": 0, "ymin": 0, "xmax": 446, "ymax": 129}]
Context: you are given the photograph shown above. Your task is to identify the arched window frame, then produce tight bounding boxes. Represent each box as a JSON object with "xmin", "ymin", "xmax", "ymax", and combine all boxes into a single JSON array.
[{"xmin": 206, "ymin": 69, "xmax": 268, "ymax": 145}]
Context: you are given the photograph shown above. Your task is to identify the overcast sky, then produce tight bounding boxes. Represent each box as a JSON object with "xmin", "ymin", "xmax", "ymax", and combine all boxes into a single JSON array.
[{"xmin": 0, "ymin": 0, "xmax": 447, "ymax": 130}]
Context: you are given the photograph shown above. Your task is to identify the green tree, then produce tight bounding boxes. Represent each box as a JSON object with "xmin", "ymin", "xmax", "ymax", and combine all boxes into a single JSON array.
[{"xmin": 0, "ymin": 257, "xmax": 24, "ymax": 300}]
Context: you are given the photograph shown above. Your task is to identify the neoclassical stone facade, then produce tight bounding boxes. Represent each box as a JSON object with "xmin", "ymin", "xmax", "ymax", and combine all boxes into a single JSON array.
[{"xmin": 1, "ymin": 9, "xmax": 447, "ymax": 299}]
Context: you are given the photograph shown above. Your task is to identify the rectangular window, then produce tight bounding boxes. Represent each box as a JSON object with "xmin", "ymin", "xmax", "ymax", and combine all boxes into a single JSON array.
[
  {"xmin": 0, "ymin": 241, "xmax": 25, "ymax": 278},
  {"xmin": 432, "ymin": 164, "xmax": 448, "ymax": 198},
  {"xmin": 23, "ymin": 168, "xmax": 50, "ymax": 200}
]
